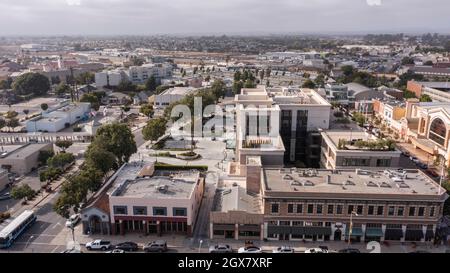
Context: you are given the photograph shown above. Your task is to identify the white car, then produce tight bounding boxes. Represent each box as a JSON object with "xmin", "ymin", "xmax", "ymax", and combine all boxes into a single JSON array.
[
  {"xmin": 238, "ymin": 246, "xmax": 262, "ymax": 253},
  {"xmin": 65, "ymin": 214, "xmax": 80, "ymax": 228},
  {"xmin": 304, "ymin": 248, "xmax": 328, "ymax": 253},
  {"xmin": 273, "ymin": 246, "xmax": 294, "ymax": 253}
]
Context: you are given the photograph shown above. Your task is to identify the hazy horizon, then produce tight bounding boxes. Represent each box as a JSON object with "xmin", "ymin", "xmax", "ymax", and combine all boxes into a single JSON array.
[{"xmin": 1, "ymin": 0, "xmax": 449, "ymax": 36}]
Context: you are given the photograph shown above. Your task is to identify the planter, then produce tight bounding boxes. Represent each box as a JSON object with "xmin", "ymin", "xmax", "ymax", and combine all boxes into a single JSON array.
[{"xmin": 176, "ymin": 152, "xmax": 201, "ymax": 160}]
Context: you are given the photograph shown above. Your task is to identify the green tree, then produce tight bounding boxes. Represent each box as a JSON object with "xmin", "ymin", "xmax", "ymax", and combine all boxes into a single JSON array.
[
  {"xmin": 92, "ymin": 123, "xmax": 137, "ymax": 165},
  {"xmin": 11, "ymin": 184, "xmax": 35, "ymax": 203},
  {"xmin": 234, "ymin": 71, "xmax": 242, "ymax": 82},
  {"xmin": 302, "ymin": 79, "xmax": 316, "ymax": 89},
  {"xmin": 75, "ymin": 72, "xmax": 95, "ymax": 85},
  {"xmin": 84, "ymin": 145, "xmax": 117, "ymax": 173},
  {"xmin": 401, "ymin": 57, "xmax": 415, "ymax": 65},
  {"xmin": 23, "ymin": 109, "xmax": 30, "ymax": 119},
  {"xmin": 41, "ymin": 103, "xmax": 49, "ymax": 111},
  {"xmin": 38, "ymin": 150, "xmax": 54, "ymax": 166},
  {"xmin": 78, "ymin": 166, "xmax": 104, "ymax": 192},
  {"xmin": 47, "ymin": 153, "xmax": 75, "ymax": 169},
  {"xmin": 244, "ymin": 79, "xmax": 255, "ymax": 88},
  {"xmin": 55, "ymin": 140, "xmax": 73, "ymax": 152},
  {"xmin": 210, "ymin": 79, "xmax": 227, "ymax": 99},
  {"xmin": 419, "ymin": 94, "xmax": 433, "ymax": 102},
  {"xmin": 143, "ymin": 118, "xmax": 167, "ymax": 142},
  {"xmin": 232, "ymin": 81, "xmax": 244, "ymax": 94},
  {"xmin": 6, "ymin": 118, "xmax": 19, "ymax": 132},
  {"xmin": 140, "ymin": 104, "xmax": 154, "ymax": 118},
  {"xmin": 12, "ymin": 72, "xmax": 50, "ymax": 96},
  {"xmin": 145, "ymin": 75, "xmax": 158, "ymax": 91},
  {"xmin": 155, "ymin": 85, "xmax": 170, "ymax": 95},
  {"xmin": 80, "ymin": 93, "xmax": 100, "ymax": 111},
  {"xmin": 5, "ymin": 111, "xmax": 18, "ymax": 119},
  {"xmin": 55, "ymin": 83, "xmax": 71, "ymax": 96},
  {"xmin": 116, "ymin": 80, "xmax": 136, "ymax": 92}
]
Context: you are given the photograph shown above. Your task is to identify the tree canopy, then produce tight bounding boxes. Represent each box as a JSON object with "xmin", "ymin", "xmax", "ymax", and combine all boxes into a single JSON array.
[
  {"xmin": 12, "ymin": 72, "xmax": 50, "ymax": 96},
  {"xmin": 142, "ymin": 117, "xmax": 167, "ymax": 142}
]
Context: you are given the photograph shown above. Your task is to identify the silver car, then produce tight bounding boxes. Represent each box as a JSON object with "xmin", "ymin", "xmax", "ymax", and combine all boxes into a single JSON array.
[
  {"xmin": 209, "ymin": 244, "xmax": 233, "ymax": 253},
  {"xmin": 273, "ymin": 246, "xmax": 294, "ymax": 253}
]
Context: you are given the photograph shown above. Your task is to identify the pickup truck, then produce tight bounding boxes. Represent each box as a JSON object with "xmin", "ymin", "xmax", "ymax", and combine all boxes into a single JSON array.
[{"xmin": 85, "ymin": 240, "xmax": 112, "ymax": 251}]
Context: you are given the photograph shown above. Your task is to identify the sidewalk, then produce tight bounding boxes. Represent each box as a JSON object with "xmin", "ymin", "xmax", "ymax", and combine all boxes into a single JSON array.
[{"xmin": 8, "ymin": 162, "xmax": 81, "ymax": 217}]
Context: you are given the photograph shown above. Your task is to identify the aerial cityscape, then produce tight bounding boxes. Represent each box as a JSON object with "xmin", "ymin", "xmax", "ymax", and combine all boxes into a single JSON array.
[{"xmin": 0, "ymin": 0, "xmax": 449, "ymax": 260}]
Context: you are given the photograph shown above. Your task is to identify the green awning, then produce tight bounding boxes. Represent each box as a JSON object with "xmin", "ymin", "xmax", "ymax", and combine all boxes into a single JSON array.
[
  {"xmin": 345, "ymin": 227, "xmax": 363, "ymax": 236},
  {"xmin": 365, "ymin": 228, "xmax": 383, "ymax": 237}
]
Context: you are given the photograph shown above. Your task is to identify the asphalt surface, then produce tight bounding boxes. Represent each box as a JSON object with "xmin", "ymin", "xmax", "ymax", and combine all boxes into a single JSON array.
[{"xmin": 0, "ymin": 193, "xmax": 68, "ymax": 253}]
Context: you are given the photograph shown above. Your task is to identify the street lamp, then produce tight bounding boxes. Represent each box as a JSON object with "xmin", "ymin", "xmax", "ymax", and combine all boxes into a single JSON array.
[
  {"xmin": 198, "ymin": 240, "xmax": 203, "ymax": 253},
  {"xmin": 347, "ymin": 211, "xmax": 358, "ymax": 247}
]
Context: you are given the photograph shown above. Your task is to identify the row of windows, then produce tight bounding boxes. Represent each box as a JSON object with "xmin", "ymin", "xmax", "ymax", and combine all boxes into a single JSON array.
[
  {"xmin": 113, "ymin": 206, "xmax": 187, "ymax": 217},
  {"xmin": 272, "ymin": 203, "xmax": 436, "ymax": 218}
]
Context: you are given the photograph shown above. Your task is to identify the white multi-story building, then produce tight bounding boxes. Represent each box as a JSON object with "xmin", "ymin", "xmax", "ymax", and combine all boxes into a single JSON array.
[
  {"xmin": 127, "ymin": 63, "xmax": 172, "ymax": 84},
  {"xmin": 233, "ymin": 86, "xmax": 331, "ymax": 169},
  {"xmin": 26, "ymin": 101, "xmax": 91, "ymax": 133},
  {"xmin": 154, "ymin": 87, "xmax": 197, "ymax": 109},
  {"xmin": 95, "ymin": 70, "xmax": 127, "ymax": 87}
]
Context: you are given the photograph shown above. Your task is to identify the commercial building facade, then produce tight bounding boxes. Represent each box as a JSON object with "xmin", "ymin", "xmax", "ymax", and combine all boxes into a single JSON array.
[{"xmin": 262, "ymin": 168, "xmax": 447, "ymax": 243}]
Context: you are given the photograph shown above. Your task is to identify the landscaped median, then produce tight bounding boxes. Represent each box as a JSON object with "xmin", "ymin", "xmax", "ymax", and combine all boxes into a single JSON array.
[
  {"xmin": 154, "ymin": 162, "xmax": 208, "ymax": 172},
  {"xmin": 176, "ymin": 151, "xmax": 201, "ymax": 160}
]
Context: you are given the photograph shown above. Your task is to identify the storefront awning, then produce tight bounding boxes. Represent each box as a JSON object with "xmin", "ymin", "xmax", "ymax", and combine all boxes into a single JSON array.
[
  {"xmin": 405, "ymin": 229, "xmax": 424, "ymax": 239},
  {"xmin": 213, "ymin": 224, "xmax": 235, "ymax": 231},
  {"xmin": 239, "ymin": 225, "xmax": 261, "ymax": 232},
  {"xmin": 366, "ymin": 228, "xmax": 383, "ymax": 237},
  {"xmin": 345, "ymin": 227, "xmax": 363, "ymax": 237},
  {"xmin": 385, "ymin": 229, "xmax": 403, "ymax": 238}
]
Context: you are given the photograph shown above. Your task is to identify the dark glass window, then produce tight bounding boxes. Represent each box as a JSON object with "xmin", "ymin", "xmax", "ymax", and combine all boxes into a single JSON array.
[
  {"xmin": 347, "ymin": 205, "xmax": 354, "ymax": 214},
  {"xmin": 316, "ymin": 204, "xmax": 323, "ymax": 214},
  {"xmin": 173, "ymin": 207, "xmax": 187, "ymax": 216},
  {"xmin": 153, "ymin": 207, "xmax": 167, "ymax": 216},
  {"xmin": 388, "ymin": 206, "xmax": 395, "ymax": 216},
  {"xmin": 307, "ymin": 204, "xmax": 314, "ymax": 214},
  {"xmin": 418, "ymin": 207, "xmax": 425, "ymax": 217},
  {"xmin": 327, "ymin": 205, "xmax": 334, "ymax": 214},
  {"xmin": 429, "ymin": 118, "xmax": 447, "ymax": 146},
  {"xmin": 113, "ymin": 206, "xmax": 128, "ymax": 215},
  {"xmin": 288, "ymin": 204, "xmax": 294, "ymax": 214},
  {"xmin": 368, "ymin": 206, "xmax": 374, "ymax": 215},
  {"xmin": 398, "ymin": 207, "xmax": 404, "ymax": 216},
  {"xmin": 133, "ymin": 206, "xmax": 147, "ymax": 215},
  {"xmin": 296, "ymin": 204, "xmax": 303, "ymax": 214},
  {"xmin": 336, "ymin": 205, "xmax": 343, "ymax": 214},
  {"xmin": 377, "ymin": 206, "xmax": 384, "ymax": 216},
  {"xmin": 271, "ymin": 203, "xmax": 279, "ymax": 214},
  {"xmin": 409, "ymin": 207, "xmax": 416, "ymax": 216}
]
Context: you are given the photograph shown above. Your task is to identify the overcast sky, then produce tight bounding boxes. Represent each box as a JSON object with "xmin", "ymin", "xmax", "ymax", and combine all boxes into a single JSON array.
[{"xmin": 1, "ymin": 0, "xmax": 449, "ymax": 36}]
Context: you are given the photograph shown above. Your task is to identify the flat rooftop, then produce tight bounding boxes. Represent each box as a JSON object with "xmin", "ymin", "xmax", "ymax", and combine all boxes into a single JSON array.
[
  {"xmin": 108, "ymin": 162, "xmax": 200, "ymax": 199},
  {"xmin": 160, "ymin": 87, "xmax": 196, "ymax": 96},
  {"xmin": 0, "ymin": 143, "xmax": 49, "ymax": 159},
  {"xmin": 263, "ymin": 168, "xmax": 446, "ymax": 197},
  {"xmin": 213, "ymin": 179, "xmax": 262, "ymax": 214}
]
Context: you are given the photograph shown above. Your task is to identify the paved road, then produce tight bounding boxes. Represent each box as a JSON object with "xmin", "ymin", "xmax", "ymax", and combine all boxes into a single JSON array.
[{"xmin": 0, "ymin": 193, "xmax": 69, "ymax": 253}]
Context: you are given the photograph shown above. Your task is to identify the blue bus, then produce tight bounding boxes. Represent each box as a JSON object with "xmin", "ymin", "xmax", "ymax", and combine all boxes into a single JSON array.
[{"xmin": 0, "ymin": 210, "xmax": 36, "ymax": 249}]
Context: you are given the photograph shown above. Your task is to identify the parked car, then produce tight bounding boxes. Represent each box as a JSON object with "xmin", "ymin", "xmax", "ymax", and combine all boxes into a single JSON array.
[
  {"xmin": 85, "ymin": 240, "xmax": 112, "ymax": 251},
  {"xmin": 338, "ymin": 248, "xmax": 361, "ymax": 253},
  {"xmin": 401, "ymin": 151, "xmax": 410, "ymax": 157},
  {"xmin": 209, "ymin": 244, "xmax": 233, "ymax": 253},
  {"xmin": 115, "ymin": 242, "xmax": 139, "ymax": 252},
  {"xmin": 410, "ymin": 156, "xmax": 420, "ymax": 164},
  {"xmin": 417, "ymin": 163, "xmax": 428, "ymax": 169},
  {"xmin": 273, "ymin": 246, "xmax": 294, "ymax": 253},
  {"xmin": 65, "ymin": 214, "xmax": 80, "ymax": 228},
  {"xmin": 0, "ymin": 192, "xmax": 11, "ymax": 201},
  {"xmin": 238, "ymin": 246, "xmax": 262, "ymax": 253},
  {"xmin": 304, "ymin": 248, "xmax": 328, "ymax": 253},
  {"xmin": 106, "ymin": 249, "xmax": 125, "ymax": 253},
  {"xmin": 143, "ymin": 240, "xmax": 168, "ymax": 252}
]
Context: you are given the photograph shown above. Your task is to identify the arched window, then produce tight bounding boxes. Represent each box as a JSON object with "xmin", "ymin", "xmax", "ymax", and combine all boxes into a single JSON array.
[{"xmin": 429, "ymin": 118, "xmax": 447, "ymax": 146}]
